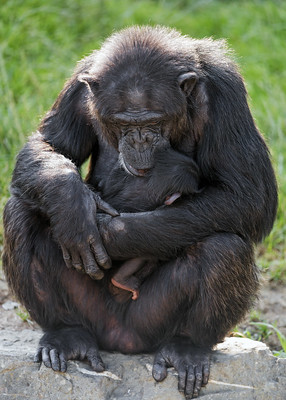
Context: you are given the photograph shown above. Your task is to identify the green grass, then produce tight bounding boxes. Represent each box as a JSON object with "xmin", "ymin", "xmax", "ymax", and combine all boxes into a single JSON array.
[
  {"xmin": 233, "ymin": 311, "xmax": 286, "ymax": 357},
  {"xmin": 1, "ymin": 0, "xmax": 285, "ymax": 280}
]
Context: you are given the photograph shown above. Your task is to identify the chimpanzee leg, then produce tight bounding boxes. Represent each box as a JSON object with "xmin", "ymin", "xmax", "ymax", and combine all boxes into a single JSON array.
[
  {"xmin": 129, "ymin": 233, "xmax": 258, "ymax": 346},
  {"xmin": 127, "ymin": 233, "xmax": 258, "ymax": 398},
  {"xmin": 111, "ymin": 258, "xmax": 146, "ymax": 300},
  {"xmin": 181, "ymin": 234, "xmax": 258, "ymax": 345},
  {"xmin": 3, "ymin": 196, "xmax": 71, "ymax": 328},
  {"xmin": 4, "ymin": 198, "xmax": 259, "ymax": 393},
  {"xmin": 2, "ymin": 197, "xmax": 104, "ymax": 371}
]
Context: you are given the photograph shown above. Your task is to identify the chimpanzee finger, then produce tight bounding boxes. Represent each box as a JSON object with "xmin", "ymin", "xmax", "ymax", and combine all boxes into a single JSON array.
[
  {"xmin": 87, "ymin": 349, "xmax": 105, "ymax": 372},
  {"xmin": 59, "ymin": 352, "xmax": 67, "ymax": 372},
  {"xmin": 94, "ymin": 194, "xmax": 119, "ymax": 217},
  {"xmin": 202, "ymin": 362, "xmax": 210, "ymax": 386},
  {"xmin": 50, "ymin": 348, "xmax": 60, "ymax": 371},
  {"xmin": 89, "ymin": 234, "xmax": 112, "ymax": 270},
  {"xmin": 34, "ymin": 347, "xmax": 42, "ymax": 363},
  {"xmin": 193, "ymin": 369, "xmax": 203, "ymax": 398},
  {"xmin": 185, "ymin": 366, "xmax": 196, "ymax": 399},
  {"xmin": 152, "ymin": 353, "xmax": 168, "ymax": 382},
  {"xmin": 81, "ymin": 251, "xmax": 104, "ymax": 280},
  {"xmin": 177, "ymin": 365, "xmax": 187, "ymax": 393},
  {"xmin": 42, "ymin": 347, "xmax": 52, "ymax": 368},
  {"xmin": 69, "ymin": 250, "xmax": 84, "ymax": 272},
  {"xmin": 61, "ymin": 245, "xmax": 72, "ymax": 269}
]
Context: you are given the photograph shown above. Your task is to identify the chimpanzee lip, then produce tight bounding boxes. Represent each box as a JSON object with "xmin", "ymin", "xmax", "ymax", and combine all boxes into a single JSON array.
[{"xmin": 122, "ymin": 158, "xmax": 150, "ymax": 177}]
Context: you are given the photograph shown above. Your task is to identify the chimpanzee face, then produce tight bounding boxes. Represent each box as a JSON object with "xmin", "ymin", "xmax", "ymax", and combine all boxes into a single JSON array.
[
  {"xmin": 110, "ymin": 101, "xmax": 170, "ymax": 176},
  {"xmin": 80, "ymin": 70, "xmax": 197, "ymax": 176}
]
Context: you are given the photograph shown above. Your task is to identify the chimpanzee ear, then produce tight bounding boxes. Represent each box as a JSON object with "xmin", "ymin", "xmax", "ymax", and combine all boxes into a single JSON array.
[
  {"xmin": 78, "ymin": 74, "xmax": 99, "ymax": 94},
  {"xmin": 178, "ymin": 72, "xmax": 198, "ymax": 96}
]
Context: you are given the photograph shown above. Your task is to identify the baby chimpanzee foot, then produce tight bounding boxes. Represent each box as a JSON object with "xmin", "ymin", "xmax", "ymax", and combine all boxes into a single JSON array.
[
  {"xmin": 152, "ymin": 337, "xmax": 210, "ymax": 399},
  {"xmin": 111, "ymin": 276, "xmax": 139, "ymax": 300},
  {"xmin": 34, "ymin": 327, "xmax": 105, "ymax": 373}
]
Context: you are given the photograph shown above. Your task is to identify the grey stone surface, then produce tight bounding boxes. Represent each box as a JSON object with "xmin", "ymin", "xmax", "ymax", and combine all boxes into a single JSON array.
[{"xmin": 0, "ymin": 329, "xmax": 285, "ymax": 400}]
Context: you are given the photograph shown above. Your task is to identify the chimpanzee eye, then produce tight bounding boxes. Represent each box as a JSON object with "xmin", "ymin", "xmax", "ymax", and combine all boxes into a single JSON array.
[
  {"xmin": 148, "ymin": 121, "xmax": 162, "ymax": 132},
  {"xmin": 121, "ymin": 126, "xmax": 132, "ymax": 136},
  {"xmin": 149, "ymin": 120, "xmax": 160, "ymax": 126}
]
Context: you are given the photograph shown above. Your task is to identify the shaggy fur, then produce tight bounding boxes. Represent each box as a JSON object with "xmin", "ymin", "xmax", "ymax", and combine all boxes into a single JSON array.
[{"xmin": 3, "ymin": 26, "xmax": 277, "ymax": 398}]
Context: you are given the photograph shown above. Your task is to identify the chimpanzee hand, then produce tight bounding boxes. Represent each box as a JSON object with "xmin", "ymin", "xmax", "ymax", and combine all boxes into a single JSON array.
[
  {"xmin": 152, "ymin": 337, "xmax": 210, "ymax": 399},
  {"xmin": 53, "ymin": 190, "xmax": 118, "ymax": 280}
]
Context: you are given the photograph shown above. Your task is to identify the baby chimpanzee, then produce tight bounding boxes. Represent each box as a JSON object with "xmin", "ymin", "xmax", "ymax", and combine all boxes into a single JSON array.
[{"xmin": 110, "ymin": 148, "xmax": 201, "ymax": 300}]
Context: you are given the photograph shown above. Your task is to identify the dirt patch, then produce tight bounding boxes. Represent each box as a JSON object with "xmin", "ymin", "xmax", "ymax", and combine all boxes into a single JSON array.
[
  {"xmin": 1, "ymin": 269, "xmax": 285, "ymax": 351},
  {"xmin": 238, "ymin": 278, "xmax": 286, "ymax": 350}
]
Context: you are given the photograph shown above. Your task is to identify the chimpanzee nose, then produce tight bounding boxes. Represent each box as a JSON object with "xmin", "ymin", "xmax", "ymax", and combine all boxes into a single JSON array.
[
  {"xmin": 131, "ymin": 130, "xmax": 154, "ymax": 150},
  {"xmin": 133, "ymin": 130, "xmax": 153, "ymax": 142}
]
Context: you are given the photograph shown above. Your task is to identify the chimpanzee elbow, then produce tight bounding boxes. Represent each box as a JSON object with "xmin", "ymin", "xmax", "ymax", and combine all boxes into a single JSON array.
[{"xmin": 246, "ymin": 190, "xmax": 278, "ymax": 244}]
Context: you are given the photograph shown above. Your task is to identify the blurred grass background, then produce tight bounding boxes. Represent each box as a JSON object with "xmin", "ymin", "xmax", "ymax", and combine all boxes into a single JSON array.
[{"xmin": 0, "ymin": 0, "xmax": 285, "ymax": 282}]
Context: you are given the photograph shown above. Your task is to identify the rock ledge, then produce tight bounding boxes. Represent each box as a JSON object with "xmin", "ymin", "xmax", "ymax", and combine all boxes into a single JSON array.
[{"xmin": 0, "ymin": 329, "xmax": 285, "ymax": 399}]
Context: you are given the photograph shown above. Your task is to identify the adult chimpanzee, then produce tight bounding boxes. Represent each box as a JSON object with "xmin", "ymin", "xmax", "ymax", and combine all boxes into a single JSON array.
[{"xmin": 3, "ymin": 26, "xmax": 277, "ymax": 399}]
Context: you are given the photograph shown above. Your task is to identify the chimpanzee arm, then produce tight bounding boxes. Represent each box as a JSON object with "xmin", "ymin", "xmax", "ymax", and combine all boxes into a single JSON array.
[
  {"xmin": 10, "ymin": 75, "xmax": 118, "ymax": 279},
  {"xmin": 98, "ymin": 126, "xmax": 277, "ymax": 260}
]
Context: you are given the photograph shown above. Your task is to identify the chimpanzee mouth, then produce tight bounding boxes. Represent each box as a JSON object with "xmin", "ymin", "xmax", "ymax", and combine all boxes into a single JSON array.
[{"xmin": 121, "ymin": 157, "xmax": 150, "ymax": 177}]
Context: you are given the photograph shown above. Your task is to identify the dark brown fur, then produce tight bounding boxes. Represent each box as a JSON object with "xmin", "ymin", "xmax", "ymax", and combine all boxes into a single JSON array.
[{"xmin": 3, "ymin": 26, "xmax": 277, "ymax": 398}]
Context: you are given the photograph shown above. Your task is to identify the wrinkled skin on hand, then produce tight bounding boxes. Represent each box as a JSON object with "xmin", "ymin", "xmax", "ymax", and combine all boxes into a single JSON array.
[
  {"xmin": 58, "ymin": 192, "xmax": 118, "ymax": 280},
  {"xmin": 152, "ymin": 337, "xmax": 210, "ymax": 399}
]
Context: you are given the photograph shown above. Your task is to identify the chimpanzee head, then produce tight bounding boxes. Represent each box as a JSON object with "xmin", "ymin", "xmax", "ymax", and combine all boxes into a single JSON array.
[{"xmin": 79, "ymin": 27, "xmax": 207, "ymax": 176}]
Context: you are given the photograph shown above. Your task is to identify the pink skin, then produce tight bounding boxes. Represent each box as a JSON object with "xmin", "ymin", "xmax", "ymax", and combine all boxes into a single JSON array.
[{"xmin": 164, "ymin": 192, "xmax": 181, "ymax": 205}]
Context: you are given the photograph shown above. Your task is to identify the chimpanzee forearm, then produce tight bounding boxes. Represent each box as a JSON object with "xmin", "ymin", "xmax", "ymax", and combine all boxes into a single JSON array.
[
  {"xmin": 11, "ymin": 133, "xmax": 117, "ymax": 276},
  {"xmin": 11, "ymin": 133, "xmax": 92, "ymax": 220},
  {"xmin": 98, "ymin": 182, "xmax": 277, "ymax": 260}
]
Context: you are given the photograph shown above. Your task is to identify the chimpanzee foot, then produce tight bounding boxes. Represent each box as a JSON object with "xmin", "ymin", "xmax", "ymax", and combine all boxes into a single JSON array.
[
  {"xmin": 111, "ymin": 277, "xmax": 139, "ymax": 300},
  {"xmin": 152, "ymin": 337, "xmax": 210, "ymax": 399},
  {"xmin": 34, "ymin": 327, "xmax": 105, "ymax": 373}
]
